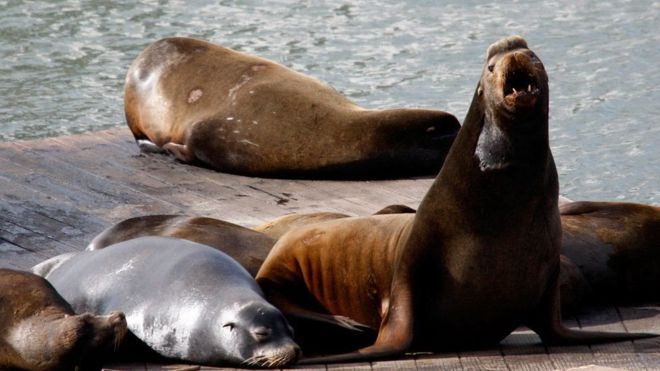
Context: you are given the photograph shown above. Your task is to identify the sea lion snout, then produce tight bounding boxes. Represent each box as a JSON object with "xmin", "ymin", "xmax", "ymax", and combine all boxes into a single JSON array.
[{"xmin": 246, "ymin": 338, "xmax": 301, "ymax": 368}]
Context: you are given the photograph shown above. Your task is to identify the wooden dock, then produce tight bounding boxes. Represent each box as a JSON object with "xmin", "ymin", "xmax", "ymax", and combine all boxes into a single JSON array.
[{"xmin": 1, "ymin": 128, "xmax": 659, "ymax": 370}]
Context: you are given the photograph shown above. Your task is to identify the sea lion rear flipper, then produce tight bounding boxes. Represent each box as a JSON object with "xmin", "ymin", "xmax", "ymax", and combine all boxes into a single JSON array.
[
  {"xmin": 526, "ymin": 277, "xmax": 658, "ymax": 344},
  {"xmin": 559, "ymin": 201, "xmax": 603, "ymax": 216},
  {"xmin": 31, "ymin": 252, "xmax": 78, "ymax": 278},
  {"xmin": 136, "ymin": 139, "xmax": 167, "ymax": 154},
  {"xmin": 163, "ymin": 142, "xmax": 196, "ymax": 162}
]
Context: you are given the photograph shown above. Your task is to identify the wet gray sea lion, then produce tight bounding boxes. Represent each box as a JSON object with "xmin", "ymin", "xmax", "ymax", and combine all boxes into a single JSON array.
[
  {"xmin": 0, "ymin": 268, "xmax": 127, "ymax": 371},
  {"xmin": 36, "ymin": 237, "xmax": 300, "ymax": 367},
  {"xmin": 255, "ymin": 36, "xmax": 655, "ymax": 363},
  {"xmin": 124, "ymin": 37, "xmax": 460, "ymax": 178}
]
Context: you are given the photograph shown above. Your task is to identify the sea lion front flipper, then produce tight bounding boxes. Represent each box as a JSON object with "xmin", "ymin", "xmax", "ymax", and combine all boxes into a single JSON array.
[
  {"xmin": 526, "ymin": 275, "xmax": 658, "ymax": 344},
  {"xmin": 163, "ymin": 142, "xmax": 196, "ymax": 162},
  {"xmin": 286, "ymin": 312, "xmax": 373, "ymax": 332},
  {"xmin": 298, "ymin": 277, "xmax": 414, "ymax": 364},
  {"xmin": 285, "ymin": 312, "xmax": 376, "ymax": 356}
]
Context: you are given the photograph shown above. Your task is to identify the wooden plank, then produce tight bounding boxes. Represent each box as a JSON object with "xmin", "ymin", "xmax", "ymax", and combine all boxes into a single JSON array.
[
  {"xmin": 144, "ymin": 364, "xmax": 202, "ymax": 371},
  {"xmin": 0, "ymin": 196, "xmax": 94, "ymax": 250},
  {"xmin": 0, "ymin": 175, "xmax": 108, "ymax": 235},
  {"xmin": 101, "ymin": 362, "xmax": 148, "ymax": 370},
  {"xmin": 90, "ymin": 131, "xmax": 292, "ymax": 226},
  {"xmin": 546, "ymin": 316, "xmax": 596, "ymax": 369},
  {"xmin": 45, "ymin": 134, "xmax": 217, "ymax": 209},
  {"xmin": 0, "ymin": 239, "xmax": 45, "ymax": 270},
  {"xmin": 0, "ymin": 218, "xmax": 78, "ymax": 254},
  {"xmin": 9, "ymin": 140, "xmax": 183, "ymax": 213},
  {"xmin": 371, "ymin": 357, "xmax": 416, "ymax": 370},
  {"xmin": 0, "ymin": 147, "xmax": 173, "ymax": 219},
  {"xmin": 325, "ymin": 362, "xmax": 371, "ymax": 371},
  {"xmin": 500, "ymin": 329, "xmax": 555, "ymax": 370},
  {"xmin": 414, "ymin": 352, "xmax": 462, "ymax": 371},
  {"xmin": 577, "ymin": 306, "xmax": 646, "ymax": 369},
  {"xmin": 458, "ymin": 348, "xmax": 508, "ymax": 370},
  {"xmin": 618, "ymin": 305, "xmax": 660, "ymax": 369}
]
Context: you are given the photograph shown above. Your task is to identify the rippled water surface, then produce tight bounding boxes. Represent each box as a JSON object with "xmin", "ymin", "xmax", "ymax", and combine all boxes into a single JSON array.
[{"xmin": 1, "ymin": 0, "xmax": 658, "ymax": 202}]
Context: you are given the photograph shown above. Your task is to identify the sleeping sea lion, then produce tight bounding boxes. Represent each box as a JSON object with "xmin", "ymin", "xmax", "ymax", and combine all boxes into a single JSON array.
[
  {"xmin": 35, "ymin": 237, "xmax": 301, "ymax": 368},
  {"xmin": 560, "ymin": 201, "xmax": 660, "ymax": 305},
  {"xmin": 0, "ymin": 268, "xmax": 126, "ymax": 371},
  {"xmin": 124, "ymin": 37, "xmax": 460, "ymax": 178}
]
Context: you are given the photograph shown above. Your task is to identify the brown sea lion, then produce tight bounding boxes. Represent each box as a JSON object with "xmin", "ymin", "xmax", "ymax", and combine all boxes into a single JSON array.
[
  {"xmin": 124, "ymin": 37, "xmax": 460, "ymax": 179},
  {"xmin": 86, "ymin": 215, "xmax": 275, "ymax": 276},
  {"xmin": 254, "ymin": 205, "xmax": 415, "ymax": 240},
  {"xmin": 560, "ymin": 201, "xmax": 660, "ymax": 305},
  {"xmin": 255, "ymin": 36, "xmax": 654, "ymax": 363},
  {"xmin": 0, "ymin": 268, "xmax": 127, "ymax": 371}
]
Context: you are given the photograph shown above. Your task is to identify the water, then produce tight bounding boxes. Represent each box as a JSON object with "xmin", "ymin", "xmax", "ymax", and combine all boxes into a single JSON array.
[{"xmin": 1, "ymin": 0, "xmax": 658, "ymax": 203}]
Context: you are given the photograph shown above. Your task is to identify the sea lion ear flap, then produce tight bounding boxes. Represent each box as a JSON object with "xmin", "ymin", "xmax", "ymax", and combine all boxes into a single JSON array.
[{"xmin": 486, "ymin": 35, "xmax": 529, "ymax": 60}]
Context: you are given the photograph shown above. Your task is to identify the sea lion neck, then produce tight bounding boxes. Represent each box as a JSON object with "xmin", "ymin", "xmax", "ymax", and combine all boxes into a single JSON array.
[{"xmin": 413, "ymin": 36, "xmax": 556, "ymax": 232}]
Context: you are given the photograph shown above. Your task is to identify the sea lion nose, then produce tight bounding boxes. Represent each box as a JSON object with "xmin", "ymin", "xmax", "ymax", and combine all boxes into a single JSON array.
[{"xmin": 510, "ymin": 51, "xmax": 534, "ymax": 67}]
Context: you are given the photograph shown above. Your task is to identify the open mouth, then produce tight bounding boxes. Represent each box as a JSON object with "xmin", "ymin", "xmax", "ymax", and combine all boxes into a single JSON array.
[{"xmin": 503, "ymin": 69, "xmax": 539, "ymax": 108}]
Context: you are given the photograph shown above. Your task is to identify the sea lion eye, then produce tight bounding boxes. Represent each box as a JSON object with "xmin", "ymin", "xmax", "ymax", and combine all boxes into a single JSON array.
[
  {"xmin": 223, "ymin": 322, "xmax": 235, "ymax": 331},
  {"xmin": 488, "ymin": 64, "xmax": 494, "ymax": 72}
]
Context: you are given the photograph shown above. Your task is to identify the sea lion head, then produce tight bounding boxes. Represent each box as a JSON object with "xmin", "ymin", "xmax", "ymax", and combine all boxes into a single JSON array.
[
  {"xmin": 213, "ymin": 301, "xmax": 301, "ymax": 368},
  {"xmin": 70, "ymin": 311, "xmax": 128, "ymax": 368},
  {"xmin": 18, "ymin": 310, "xmax": 127, "ymax": 370},
  {"xmin": 480, "ymin": 35, "xmax": 548, "ymax": 114},
  {"xmin": 474, "ymin": 35, "xmax": 549, "ymax": 171},
  {"xmin": 80, "ymin": 311, "xmax": 128, "ymax": 353}
]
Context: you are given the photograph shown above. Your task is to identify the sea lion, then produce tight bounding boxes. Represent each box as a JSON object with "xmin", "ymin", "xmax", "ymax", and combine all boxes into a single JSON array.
[
  {"xmin": 254, "ymin": 212, "xmax": 351, "ymax": 240},
  {"xmin": 124, "ymin": 37, "xmax": 460, "ymax": 178},
  {"xmin": 36, "ymin": 237, "xmax": 301, "ymax": 368},
  {"xmin": 255, "ymin": 205, "xmax": 415, "ymax": 240},
  {"xmin": 255, "ymin": 36, "xmax": 654, "ymax": 363},
  {"xmin": 86, "ymin": 214, "xmax": 275, "ymax": 276},
  {"xmin": 559, "ymin": 201, "xmax": 660, "ymax": 305},
  {"xmin": 0, "ymin": 268, "xmax": 127, "ymax": 371}
]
